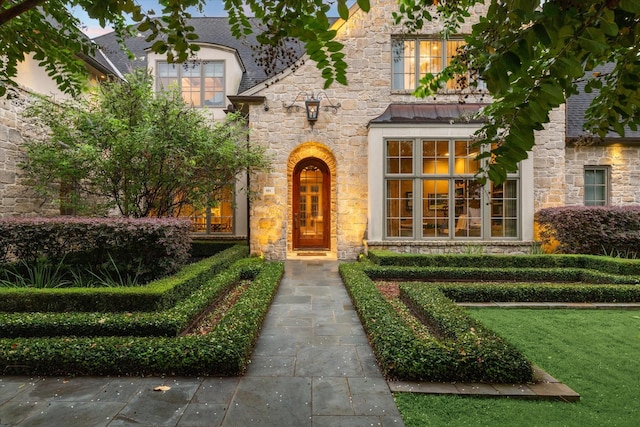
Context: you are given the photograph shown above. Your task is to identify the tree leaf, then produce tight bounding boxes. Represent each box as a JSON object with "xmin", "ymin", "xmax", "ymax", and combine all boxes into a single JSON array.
[
  {"xmin": 338, "ymin": 1, "xmax": 350, "ymax": 20},
  {"xmin": 357, "ymin": 0, "xmax": 371, "ymax": 13},
  {"xmin": 619, "ymin": 0, "xmax": 640, "ymax": 13}
]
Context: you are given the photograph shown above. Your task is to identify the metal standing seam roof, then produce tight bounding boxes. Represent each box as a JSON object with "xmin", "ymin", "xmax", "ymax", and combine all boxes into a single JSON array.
[{"xmin": 369, "ymin": 103, "xmax": 487, "ymax": 124}]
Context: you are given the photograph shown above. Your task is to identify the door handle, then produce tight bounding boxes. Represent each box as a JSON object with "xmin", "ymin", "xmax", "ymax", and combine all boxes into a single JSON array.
[{"xmin": 294, "ymin": 213, "xmax": 299, "ymax": 229}]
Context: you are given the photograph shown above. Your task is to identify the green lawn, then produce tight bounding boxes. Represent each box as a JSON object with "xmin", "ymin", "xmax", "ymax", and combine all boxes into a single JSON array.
[{"xmin": 395, "ymin": 309, "xmax": 640, "ymax": 427}]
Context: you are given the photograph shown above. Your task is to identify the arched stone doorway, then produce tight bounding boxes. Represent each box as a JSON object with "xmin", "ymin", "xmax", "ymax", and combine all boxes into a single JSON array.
[
  {"xmin": 292, "ymin": 158, "xmax": 330, "ymax": 249},
  {"xmin": 287, "ymin": 143, "xmax": 337, "ymax": 256}
]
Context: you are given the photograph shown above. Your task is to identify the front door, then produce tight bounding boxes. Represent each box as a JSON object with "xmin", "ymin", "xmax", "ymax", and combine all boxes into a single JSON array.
[{"xmin": 293, "ymin": 158, "xmax": 330, "ymax": 249}]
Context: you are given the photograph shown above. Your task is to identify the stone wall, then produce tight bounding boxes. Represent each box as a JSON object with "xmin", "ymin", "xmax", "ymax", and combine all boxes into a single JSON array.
[
  {"xmin": 532, "ymin": 105, "xmax": 567, "ymax": 211},
  {"xmin": 0, "ymin": 89, "xmax": 58, "ymax": 217},
  {"xmin": 366, "ymin": 240, "xmax": 539, "ymax": 255},
  {"xmin": 246, "ymin": 0, "xmax": 489, "ymax": 259},
  {"xmin": 565, "ymin": 143, "xmax": 640, "ymax": 205}
]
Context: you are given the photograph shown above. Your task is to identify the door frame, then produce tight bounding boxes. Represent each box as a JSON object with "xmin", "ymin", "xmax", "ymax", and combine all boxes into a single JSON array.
[{"xmin": 292, "ymin": 157, "xmax": 331, "ymax": 250}]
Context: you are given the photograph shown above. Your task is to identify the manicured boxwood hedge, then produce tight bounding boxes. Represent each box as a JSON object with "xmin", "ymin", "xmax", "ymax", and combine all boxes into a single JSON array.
[
  {"xmin": 0, "ymin": 260, "xmax": 284, "ymax": 376},
  {"xmin": 341, "ymin": 250, "xmax": 640, "ymax": 382},
  {"xmin": 0, "ymin": 257, "xmax": 261, "ymax": 338},
  {"xmin": 367, "ymin": 249, "xmax": 640, "ymax": 276},
  {"xmin": 399, "ymin": 283, "xmax": 533, "ymax": 382},
  {"xmin": 433, "ymin": 281, "xmax": 640, "ymax": 303},
  {"xmin": 363, "ymin": 265, "xmax": 640, "ymax": 285},
  {"xmin": 339, "ymin": 262, "xmax": 534, "ymax": 383},
  {"xmin": 0, "ymin": 245, "xmax": 249, "ymax": 313}
]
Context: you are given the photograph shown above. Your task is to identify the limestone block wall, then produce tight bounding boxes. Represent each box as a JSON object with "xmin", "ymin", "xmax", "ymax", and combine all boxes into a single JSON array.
[
  {"xmin": 565, "ymin": 144, "xmax": 640, "ymax": 206},
  {"xmin": 532, "ymin": 105, "xmax": 567, "ymax": 211},
  {"xmin": 0, "ymin": 90, "xmax": 58, "ymax": 217},
  {"xmin": 246, "ymin": 0, "xmax": 489, "ymax": 259}
]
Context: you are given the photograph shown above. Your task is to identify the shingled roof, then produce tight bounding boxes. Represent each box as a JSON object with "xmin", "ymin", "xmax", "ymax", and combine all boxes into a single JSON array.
[
  {"xmin": 93, "ymin": 17, "xmax": 306, "ymax": 93},
  {"xmin": 566, "ymin": 63, "xmax": 640, "ymax": 141}
]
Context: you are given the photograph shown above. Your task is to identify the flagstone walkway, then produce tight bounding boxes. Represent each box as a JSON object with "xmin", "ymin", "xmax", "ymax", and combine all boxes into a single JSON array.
[{"xmin": 0, "ymin": 260, "xmax": 405, "ymax": 426}]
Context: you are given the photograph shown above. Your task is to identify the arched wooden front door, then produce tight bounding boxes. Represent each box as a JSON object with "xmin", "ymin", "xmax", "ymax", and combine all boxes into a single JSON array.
[{"xmin": 292, "ymin": 158, "xmax": 330, "ymax": 250}]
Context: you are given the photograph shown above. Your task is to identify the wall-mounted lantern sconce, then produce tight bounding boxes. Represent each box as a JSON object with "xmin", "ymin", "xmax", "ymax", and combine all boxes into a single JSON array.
[
  {"xmin": 284, "ymin": 91, "xmax": 341, "ymax": 128},
  {"xmin": 305, "ymin": 96, "xmax": 320, "ymax": 122}
]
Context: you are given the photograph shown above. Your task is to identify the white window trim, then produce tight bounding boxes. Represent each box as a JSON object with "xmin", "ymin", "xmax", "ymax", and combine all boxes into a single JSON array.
[
  {"xmin": 156, "ymin": 60, "xmax": 226, "ymax": 108},
  {"xmin": 391, "ymin": 36, "xmax": 485, "ymax": 93},
  {"xmin": 368, "ymin": 124, "xmax": 534, "ymax": 242}
]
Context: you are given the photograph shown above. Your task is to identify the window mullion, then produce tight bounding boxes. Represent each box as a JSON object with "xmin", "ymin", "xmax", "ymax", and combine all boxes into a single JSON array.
[{"xmin": 414, "ymin": 38, "xmax": 420, "ymax": 90}]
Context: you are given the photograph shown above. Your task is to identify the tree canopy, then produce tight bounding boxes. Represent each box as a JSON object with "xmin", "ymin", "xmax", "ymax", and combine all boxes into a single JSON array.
[
  {"xmin": 3, "ymin": 0, "xmax": 640, "ymax": 182},
  {"xmin": 21, "ymin": 69, "xmax": 269, "ymax": 217}
]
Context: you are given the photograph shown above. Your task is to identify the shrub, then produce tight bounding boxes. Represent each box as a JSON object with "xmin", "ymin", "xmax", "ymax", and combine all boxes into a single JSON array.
[
  {"xmin": 0, "ymin": 217, "xmax": 192, "ymax": 282},
  {"xmin": 536, "ymin": 206, "xmax": 640, "ymax": 256},
  {"xmin": 339, "ymin": 262, "xmax": 534, "ymax": 383},
  {"xmin": 0, "ymin": 261, "xmax": 284, "ymax": 376},
  {"xmin": 0, "ymin": 245, "xmax": 248, "ymax": 313}
]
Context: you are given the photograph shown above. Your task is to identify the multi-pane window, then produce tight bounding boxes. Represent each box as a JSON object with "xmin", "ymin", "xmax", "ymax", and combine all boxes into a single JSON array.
[
  {"xmin": 392, "ymin": 38, "xmax": 469, "ymax": 91},
  {"xmin": 157, "ymin": 61, "xmax": 225, "ymax": 107},
  {"xmin": 584, "ymin": 166, "xmax": 609, "ymax": 206},
  {"xmin": 384, "ymin": 139, "xmax": 520, "ymax": 239}
]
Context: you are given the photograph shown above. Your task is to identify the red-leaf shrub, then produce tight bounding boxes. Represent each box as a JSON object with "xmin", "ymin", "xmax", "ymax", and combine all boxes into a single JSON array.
[
  {"xmin": 0, "ymin": 217, "xmax": 191, "ymax": 281},
  {"xmin": 535, "ymin": 206, "xmax": 640, "ymax": 255}
]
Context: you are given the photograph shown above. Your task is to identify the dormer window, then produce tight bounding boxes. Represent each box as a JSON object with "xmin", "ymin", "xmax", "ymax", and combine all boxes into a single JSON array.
[
  {"xmin": 392, "ymin": 38, "xmax": 469, "ymax": 92},
  {"xmin": 157, "ymin": 61, "xmax": 225, "ymax": 107}
]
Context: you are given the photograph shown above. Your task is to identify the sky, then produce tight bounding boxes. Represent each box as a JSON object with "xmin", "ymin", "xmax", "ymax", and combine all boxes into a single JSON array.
[{"xmin": 72, "ymin": 0, "xmax": 229, "ymax": 38}]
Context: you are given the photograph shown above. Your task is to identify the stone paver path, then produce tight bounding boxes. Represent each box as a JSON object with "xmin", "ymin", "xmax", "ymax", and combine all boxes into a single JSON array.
[{"xmin": 0, "ymin": 260, "xmax": 404, "ymax": 426}]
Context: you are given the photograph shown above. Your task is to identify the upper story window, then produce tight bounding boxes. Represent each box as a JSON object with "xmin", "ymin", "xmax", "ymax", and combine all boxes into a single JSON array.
[
  {"xmin": 157, "ymin": 61, "xmax": 225, "ymax": 107},
  {"xmin": 392, "ymin": 38, "xmax": 468, "ymax": 91},
  {"xmin": 584, "ymin": 166, "xmax": 610, "ymax": 206}
]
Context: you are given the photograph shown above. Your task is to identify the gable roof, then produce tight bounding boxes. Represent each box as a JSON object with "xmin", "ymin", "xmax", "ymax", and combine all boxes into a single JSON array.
[{"xmin": 93, "ymin": 17, "xmax": 306, "ymax": 93}]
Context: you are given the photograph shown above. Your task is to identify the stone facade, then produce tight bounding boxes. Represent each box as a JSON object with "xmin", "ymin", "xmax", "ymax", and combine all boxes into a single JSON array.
[
  {"xmin": 565, "ymin": 143, "xmax": 640, "ymax": 206},
  {"xmin": 532, "ymin": 106, "xmax": 567, "ymax": 210},
  {"xmin": 246, "ymin": 0, "xmax": 557, "ymax": 259},
  {"xmin": 0, "ymin": 89, "xmax": 58, "ymax": 218},
  {"xmin": 3, "ymin": 1, "xmax": 638, "ymax": 260}
]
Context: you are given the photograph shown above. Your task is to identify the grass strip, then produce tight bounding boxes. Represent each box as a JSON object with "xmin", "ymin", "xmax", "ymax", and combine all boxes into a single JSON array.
[{"xmin": 395, "ymin": 309, "xmax": 640, "ymax": 427}]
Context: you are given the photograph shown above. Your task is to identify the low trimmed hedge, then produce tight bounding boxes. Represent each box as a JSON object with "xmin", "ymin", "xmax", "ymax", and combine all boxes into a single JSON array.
[
  {"xmin": 339, "ymin": 262, "xmax": 534, "ymax": 383},
  {"xmin": 434, "ymin": 281, "xmax": 640, "ymax": 303},
  {"xmin": 0, "ymin": 245, "xmax": 248, "ymax": 313},
  {"xmin": 399, "ymin": 283, "xmax": 533, "ymax": 382},
  {"xmin": 364, "ymin": 265, "xmax": 640, "ymax": 285},
  {"xmin": 0, "ymin": 261, "xmax": 284, "ymax": 376},
  {"xmin": 0, "ymin": 257, "xmax": 262, "ymax": 338},
  {"xmin": 367, "ymin": 250, "xmax": 640, "ymax": 276}
]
